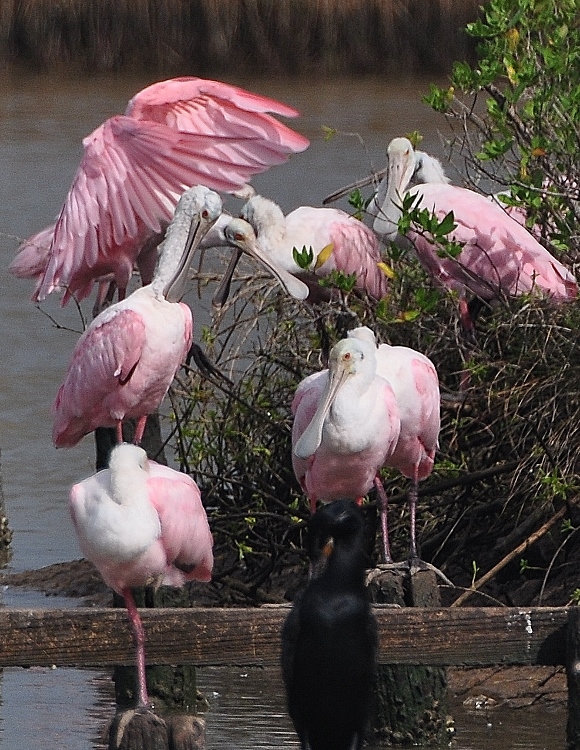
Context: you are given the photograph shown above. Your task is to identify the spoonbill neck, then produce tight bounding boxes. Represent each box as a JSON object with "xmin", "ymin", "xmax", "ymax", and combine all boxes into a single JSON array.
[{"xmin": 152, "ymin": 188, "xmax": 222, "ymax": 302}]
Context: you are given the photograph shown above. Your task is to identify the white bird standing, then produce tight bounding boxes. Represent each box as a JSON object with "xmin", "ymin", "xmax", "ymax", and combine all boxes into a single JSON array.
[
  {"xmin": 69, "ymin": 443, "xmax": 214, "ymax": 708},
  {"xmin": 292, "ymin": 333, "xmax": 401, "ymax": 561},
  {"xmin": 347, "ymin": 327, "xmax": 440, "ymax": 565}
]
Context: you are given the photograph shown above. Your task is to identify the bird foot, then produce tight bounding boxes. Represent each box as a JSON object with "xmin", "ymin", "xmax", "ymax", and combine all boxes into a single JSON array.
[
  {"xmin": 109, "ymin": 706, "xmax": 166, "ymax": 750},
  {"xmin": 366, "ymin": 560, "xmax": 455, "ymax": 587},
  {"xmin": 365, "ymin": 561, "xmax": 410, "ymax": 586},
  {"xmin": 407, "ymin": 557, "xmax": 455, "ymax": 586}
]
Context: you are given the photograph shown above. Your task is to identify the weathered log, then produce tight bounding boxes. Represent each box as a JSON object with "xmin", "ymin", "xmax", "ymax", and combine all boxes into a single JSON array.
[
  {"xmin": 108, "ymin": 709, "xmax": 168, "ymax": 750},
  {"xmin": 0, "ymin": 606, "xmax": 567, "ymax": 668},
  {"xmin": 370, "ymin": 569, "xmax": 450, "ymax": 745}
]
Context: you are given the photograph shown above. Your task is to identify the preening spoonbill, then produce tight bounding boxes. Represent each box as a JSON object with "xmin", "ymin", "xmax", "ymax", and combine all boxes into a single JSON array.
[
  {"xmin": 16, "ymin": 77, "xmax": 309, "ymax": 309},
  {"xmin": 212, "ymin": 189, "xmax": 389, "ymax": 306},
  {"xmin": 69, "ymin": 443, "xmax": 213, "ymax": 708},
  {"xmin": 292, "ymin": 332, "xmax": 400, "ymax": 561},
  {"xmin": 375, "ymin": 138, "xmax": 577, "ymax": 331},
  {"xmin": 281, "ymin": 498, "xmax": 377, "ymax": 750},
  {"xmin": 348, "ymin": 327, "xmax": 440, "ymax": 565},
  {"xmin": 52, "ymin": 185, "xmax": 222, "ymax": 448}
]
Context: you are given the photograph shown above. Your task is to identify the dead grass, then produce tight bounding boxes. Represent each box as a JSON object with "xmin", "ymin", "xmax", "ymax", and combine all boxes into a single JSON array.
[{"xmin": 0, "ymin": 0, "xmax": 480, "ymax": 74}]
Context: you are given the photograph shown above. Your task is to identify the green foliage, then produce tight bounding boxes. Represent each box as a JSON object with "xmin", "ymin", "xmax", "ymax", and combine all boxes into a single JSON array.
[
  {"xmin": 292, "ymin": 245, "xmax": 315, "ymax": 270},
  {"xmin": 424, "ymin": 0, "xmax": 580, "ymax": 250}
]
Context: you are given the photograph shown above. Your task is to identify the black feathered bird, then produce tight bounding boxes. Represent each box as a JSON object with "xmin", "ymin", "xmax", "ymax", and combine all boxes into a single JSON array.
[{"xmin": 281, "ymin": 499, "xmax": 377, "ymax": 750}]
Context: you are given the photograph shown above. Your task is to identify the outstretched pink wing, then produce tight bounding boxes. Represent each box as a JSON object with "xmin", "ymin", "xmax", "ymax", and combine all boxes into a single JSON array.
[
  {"xmin": 34, "ymin": 77, "xmax": 309, "ymax": 304},
  {"xmin": 127, "ymin": 76, "xmax": 309, "ymax": 148}
]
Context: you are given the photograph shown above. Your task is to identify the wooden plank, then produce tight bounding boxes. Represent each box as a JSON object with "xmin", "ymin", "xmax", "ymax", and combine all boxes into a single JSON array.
[{"xmin": 0, "ymin": 606, "xmax": 568, "ymax": 668}]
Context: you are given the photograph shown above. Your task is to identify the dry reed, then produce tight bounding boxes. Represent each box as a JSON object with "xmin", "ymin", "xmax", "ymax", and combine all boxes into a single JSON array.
[{"xmin": 0, "ymin": 0, "xmax": 480, "ymax": 74}]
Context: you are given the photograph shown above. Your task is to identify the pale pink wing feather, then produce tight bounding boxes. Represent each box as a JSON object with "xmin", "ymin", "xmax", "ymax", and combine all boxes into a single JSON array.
[
  {"xmin": 9, "ymin": 224, "xmax": 54, "ymax": 280},
  {"xmin": 411, "ymin": 184, "xmax": 578, "ymax": 301},
  {"xmin": 126, "ymin": 77, "xmax": 309, "ymax": 151},
  {"xmin": 327, "ymin": 218, "xmax": 389, "ymax": 300},
  {"xmin": 147, "ymin": 464, "xmax": 214, "ymax": 583},
  {"xmin": 52, "ymin": 309, "xmax": 146, "ymax": 446},
  {"xmin": 291, "ymin": 372, "xmax": 326, "ymax": 491}
]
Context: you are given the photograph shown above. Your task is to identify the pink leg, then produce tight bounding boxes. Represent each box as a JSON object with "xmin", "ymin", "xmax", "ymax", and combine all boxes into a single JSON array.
[
  {"xmin": 133, "ymin": 416, "xmax": 148, "ymax": 445},
  {"xmin": 407, "ymin": 478, "xmax": 420, "ymax": 562},
  {"xmin": 116, "ymin": 421, "xmax": 124, "ymax": 445},
  {"xmin": 374, "ymin": 476, "xmax": 393, "ymax": 564},
  {"xmin": 458, "ymin": 297, "xmax": 474, "ymax": 391},
  {"xmin": 458, "ymin": 297, "xmax": 475, "ymax": 336},
  {"xmin": 122, "ymin": 587, "xmax": 150, "ymax": 709}
]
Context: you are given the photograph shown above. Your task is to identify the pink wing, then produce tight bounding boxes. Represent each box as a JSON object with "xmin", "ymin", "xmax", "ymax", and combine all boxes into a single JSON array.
[
  {"xmin": 127, "ymin": 76, "xmax": 309, "ymax": 148},
  {"xmin": 327, "ymin": 218, "xmax": 389, "ymax": 300},
  {"xmin": 291, "ymin": 372, "xmax": 327, "ymax": 489},
  {"xmin": 411, "ymin": 184, "xmax": 578, "ymax": 302},
  {"xmin": 148, "ymin": 463, "xmax": 214, "ymax": 584},
  {"xmin": 410, "ymin": 358, "xmax": 440, "ymax": 455},
  {"xmin": 52, "ymin": 309, "xmax": 146, "ymax": 446},
  {"xmin": 35, "ymin": 117, "xmax": 249, "ymax": 302},
  {"xmin": 35, "ymin": 78, "xmax": 309, "ymax": 304},
  {"xmin": 10, "ymin": 224, "xmax": 54, "ymax": 280}
]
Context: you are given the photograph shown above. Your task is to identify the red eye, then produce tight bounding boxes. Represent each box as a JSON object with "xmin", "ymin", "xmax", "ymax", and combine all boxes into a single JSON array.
[
  {"xmin": 201, "ymin": 209, "xmax": 209, "ymax": 218},
  {"xmin": 344, "ymin": 352, "xmax": 351, "ymax": 360},
  {"xmin": 234, "ymin": 233, "xmax": 244, "ymax": 241}
]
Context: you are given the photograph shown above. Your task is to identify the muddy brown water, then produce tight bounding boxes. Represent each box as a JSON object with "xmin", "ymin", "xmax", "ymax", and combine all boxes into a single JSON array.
[{"xmin": 0, "ymin": 70, "xmax": 568, "ymax": 748}]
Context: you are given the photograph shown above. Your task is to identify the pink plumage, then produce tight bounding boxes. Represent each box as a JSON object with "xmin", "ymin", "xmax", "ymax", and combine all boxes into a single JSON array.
[
  {"xmin": 371, "ymin": 137, "xmax": 577, "ymax": 317},
  {"xmin": 348, "ymin": 327, "xmax": 440, "ymax": 562},
  {"xmin": 291, "ymin": 332, "xmax": 400, "ymax": 560},
  {"xmin": 52, "ymin": 288, "xmax": 193, "ymax": 447},
  {"xmin": 8, "ymin": 225, "xmax": 53, "ymax": 281},
  {"xmin": 69, "ymin": 445, "xmax": 213, "ymax": 594},
  {"xmin": 18, "ymin": 77, "xmax": 308, "ymax": 307},
  {"xmin": 407, "ymin": 182, "xmax": 578, "ymax": 304},
  {"xmin": 52, "ymin": 185, "xmax": 221, "ymax": 448},
  {"xmin": 69, "ymin": 443, "xmax": 213, "ymax": 707},
  {"xmin": 238, "ymin": 192, "xmax": 389, "ymax": 302}
]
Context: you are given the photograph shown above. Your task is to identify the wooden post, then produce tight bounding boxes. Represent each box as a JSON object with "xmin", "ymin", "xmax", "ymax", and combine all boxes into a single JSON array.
[
  {"xmin": 369, "ymin": 569, "xmax": 452, "ymax": 745},
  {"xmin": 0, "ymin": 449, "xmax": 13, "ymax": 567},
  {"xmin": 567, "ymin": 607, "xmax": 580, "ymax": 749}
]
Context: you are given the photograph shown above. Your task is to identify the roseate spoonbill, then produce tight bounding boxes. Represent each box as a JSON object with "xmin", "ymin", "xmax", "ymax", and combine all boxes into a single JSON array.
[
  {"xmin": 18, "ymin": 77, "xmax": 309, "ymax": 309},
  {"xmin": 337, "ymin": 137, "xmax": 578, "ymax": 332},
  {"xmin": 212, "ymin": 188, "xmax": 390, "ymax": 306},
  {"xmin": 348, "ymin": 327, "xmax": 440, "ymax": 565},
  {"xmin": 52, "ymin": 185, "xmax": 222, "ymax": 448},
  {"xmin": 281, "ymin": 499, "xmax": 377, "ymax": 750},
  {"xmin": 292, "ymin": 333, "xmax": 400, "ymax": 561},
  {"xmin": 69, "ymin": 442, "xmax": 213, "ymax": 708},
  {"xmin": 322, "ymin": 140, "xmax": 450, "ymax": 206}
]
